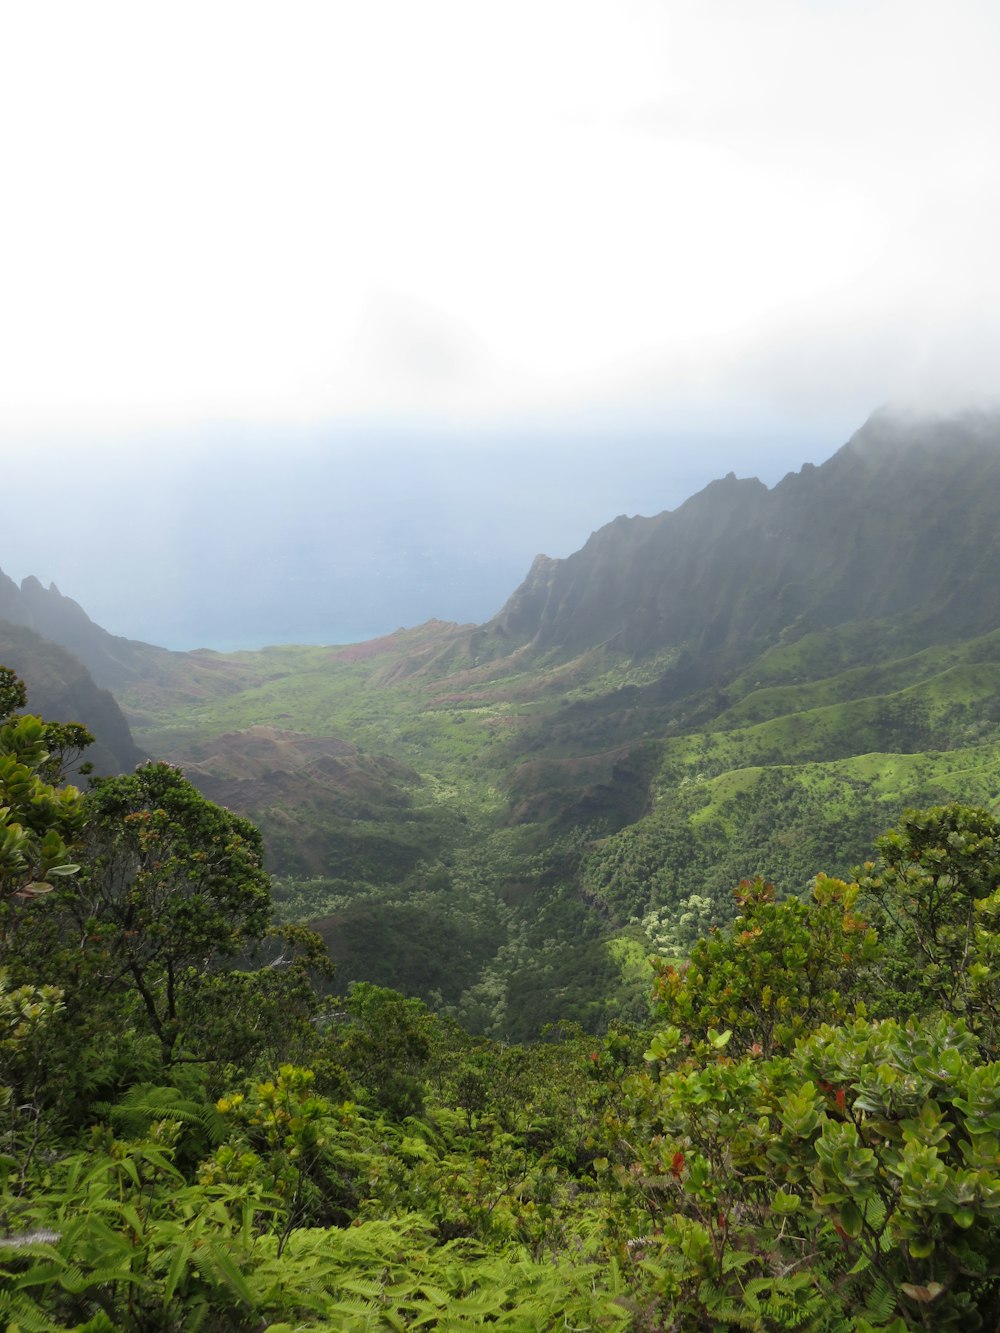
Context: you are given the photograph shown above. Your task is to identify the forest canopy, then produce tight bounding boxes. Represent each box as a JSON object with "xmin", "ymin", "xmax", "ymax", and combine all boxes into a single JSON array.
[{"xmin": 1, "ymin": 672, "xmax": 1000, "ymax": 1329}]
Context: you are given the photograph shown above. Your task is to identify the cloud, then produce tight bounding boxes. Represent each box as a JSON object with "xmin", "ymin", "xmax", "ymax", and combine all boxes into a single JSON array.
[
  {"xmin": 351, "ymin": 291, "xmax": 489, "ymax": 395},
  {"xmin": 0, "ymin": 0, "xmax": 997, "ymax": 435}
]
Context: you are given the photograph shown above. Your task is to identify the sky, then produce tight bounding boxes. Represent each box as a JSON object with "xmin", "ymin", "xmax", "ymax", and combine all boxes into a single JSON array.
[{"xmin": 1, "ymin": 0, "xmax": 998, "ymax": 648}]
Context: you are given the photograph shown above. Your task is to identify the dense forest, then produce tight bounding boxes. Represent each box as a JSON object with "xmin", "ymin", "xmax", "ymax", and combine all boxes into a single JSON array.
[{"xmin": 2, "ymin": 666, "xmax": 1000, "ymax": 1329}]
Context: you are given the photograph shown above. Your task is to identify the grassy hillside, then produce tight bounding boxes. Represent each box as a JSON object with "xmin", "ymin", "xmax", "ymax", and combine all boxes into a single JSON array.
[{"xmin": 109, "ymin": 606, "xmax": 1000, "ymax": 1040}]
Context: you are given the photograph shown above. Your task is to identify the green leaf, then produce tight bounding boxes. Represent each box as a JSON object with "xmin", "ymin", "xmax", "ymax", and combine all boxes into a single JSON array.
[
  {"xmin": 839, "ymin": 1199, "xmax": 864, "ymax": 1238},
  {"xmin": 771, "ymin": 1189, "xmax": 801, "ymax": 1215},
  {"xmin": 204, "ymin": 1243, "xmax": 253, "ymax": 1305},
  {"xmin": 162, "ymin": 1239, "xmax": 192, "ymax": 1304}
]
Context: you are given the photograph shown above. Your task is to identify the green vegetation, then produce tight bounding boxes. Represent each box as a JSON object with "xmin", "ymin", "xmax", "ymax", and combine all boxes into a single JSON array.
[
  {"xmin": 0, "ymin": 666, "xmax": 86, "ymax": 901},
  {"xmin": 3, "ymin": 671, "xmax": 1000, "ymax": 1327},
  {"xmin": 102, "ymin": 608, "xmax": 1000, "ymax": 1040}
]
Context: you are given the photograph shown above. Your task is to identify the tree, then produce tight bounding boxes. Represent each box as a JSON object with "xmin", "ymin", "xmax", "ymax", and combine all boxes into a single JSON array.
[
  {"xmin": 69, "ymin": 762, "xmax": 273, "ymax": 1065},
  {"xmin": 330, "ymin": 983, "xmax": 434, "ymax": 1117},
  {"xmin": 0, "ymin": 666, "xmax": 26, "ymax": 721},
  {"xmin": 612, "ymin": 1012, "xmax": 1000, "ymax": 1330},
  {"xmin": 0, "ymin": 667, "xmax": 87, "ymax": 905},
  {"xmin": 653, "ymin": 874, "xmax": 877, "ymax": 1057},
  {"xmin": 858, "ymin": 803, "xmax": 1000, "ymax": 1046},
  {"xmin": 176, "ymin": 923, "xmax": 334, "ymax": 1077}
]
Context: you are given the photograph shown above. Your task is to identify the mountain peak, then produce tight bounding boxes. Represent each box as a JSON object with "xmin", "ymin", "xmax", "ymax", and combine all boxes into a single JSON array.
[
  {"xmin": 843, "ymin": 403, "xmax": 1000, "ymax": 456},
  {"xmin": 0, "ymin": 564, "xmax": 167, "ymax": 690}
]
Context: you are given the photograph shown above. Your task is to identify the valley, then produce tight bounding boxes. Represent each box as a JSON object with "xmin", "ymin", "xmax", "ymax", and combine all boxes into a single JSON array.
[
  {"xmin": 6, "ymin": 407, "xmax": 1000, "ymax": 1039},
  {"xmin": 110, "ymin": 610, "xmax": 1000, "ymax": 1039},
  {"xmin": 7, "ymin": 408, "xmax": 1000, "ymax": 1327}
]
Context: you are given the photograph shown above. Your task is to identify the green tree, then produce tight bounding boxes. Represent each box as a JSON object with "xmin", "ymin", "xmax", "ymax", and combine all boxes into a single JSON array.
[
  {"xmin": 859, "ymin": 803, "xmax": 1000, "ymax": 1045},
  {"xmin": 68, "ymin": 762, "xmax": 273, "ymax": 1066},
  {"xmin": 653, "ymin": 874, "xmax": 877, "ymax": 1057},
  {"xmin": 330, "ymin": 983, "xmax": 435, "ymax": 1117},
  {"xmin": 177, "ymin": 923, "xmax": 334, "ymax": 1078},
  {"xmin": 605, "ymin": 1013, "xmax": 1000, "ymax": 1330},
  {"xmin": 0, "ymin": 666, "xmax": 26, "ymax": 722},
  {"xmin": 0, "ymin": 667, "xmax": 87, "ymax": 904}
]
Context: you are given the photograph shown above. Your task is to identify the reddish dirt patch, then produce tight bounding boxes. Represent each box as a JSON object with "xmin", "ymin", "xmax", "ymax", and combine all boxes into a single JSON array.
[{"xmin": 327, "ymin": 633, "xmax": 403, "ymax": 664}]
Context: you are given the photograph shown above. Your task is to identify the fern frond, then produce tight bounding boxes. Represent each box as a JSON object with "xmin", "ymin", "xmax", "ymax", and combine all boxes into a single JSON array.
[{"xmin": 0, "ymin": 1287, "xmax": 52, "ymax": 1333}]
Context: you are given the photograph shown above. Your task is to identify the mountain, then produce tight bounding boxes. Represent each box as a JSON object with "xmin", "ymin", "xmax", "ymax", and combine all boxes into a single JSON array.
[
  {"xmin": 166, "ymin": 725, "xmax": 440, "ymax": 878},
  {"xmin": 0, "ymin": 566, "xmax": 173, "ymax": 691},
  {"xmin": 0, "ymin": 565, "xmax": 267, "ymax": 765},
  {"xmin": 13, "ymin": 406, "xmax": 1000, "ymax": 1036},
  {"xmin": 487, "ymin": 407, "xmax": 1000, "ymax": 667},
  {"xmin": 0, "ymin": 619, "xmax": 145, "ymax": 775}
]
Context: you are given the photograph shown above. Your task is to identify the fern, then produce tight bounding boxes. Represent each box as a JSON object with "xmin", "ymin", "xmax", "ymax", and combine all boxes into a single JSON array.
[
  {"xmin": 93, "ymin": 1083, "xmax": 227, "ymax": 1161},
  {"xmin": 0, "ymin": 1286, "xmax": 53, "ymax": 1332},
  {"xmin": 858, "ymin": 1274, "xmax": 898, "ymax": 1326}
]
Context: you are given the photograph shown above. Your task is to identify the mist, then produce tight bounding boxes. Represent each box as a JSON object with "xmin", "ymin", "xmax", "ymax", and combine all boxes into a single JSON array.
[
  {"xmin": 6, "ymin": 420, "xmax": 848, "ymax": 649},
  {"xmin": 2, "ymin": 2, "xmax": 998, "ymax": 650}
]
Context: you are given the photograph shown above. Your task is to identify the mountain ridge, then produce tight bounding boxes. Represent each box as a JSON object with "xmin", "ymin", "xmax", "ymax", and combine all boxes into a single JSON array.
[
  {"xmin": 484, "ymin": 408, "xmax": 1000, "ymax": 670},
  {"xmin": 0, "ymin": 565, "xmax": 172, "ymax": 690}
]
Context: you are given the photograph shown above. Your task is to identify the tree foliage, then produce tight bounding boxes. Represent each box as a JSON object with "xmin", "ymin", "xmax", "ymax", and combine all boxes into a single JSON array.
[
  {"xmin": 0, "ymin": 707, "xmax": 86, "ymax": 903},
  {"xmin": 69, "ymin": 762, "xmax": 273, "ymax": 1065},
  {"xmin": 3, "ymin": 667, "xmax": 1000, "ymax": 1330},
  {"xmin": 653, "ymin": 872, "xmax": 878, "ymax": 1058},
  {"xmin": 859, "ymin": 802, "xmax": 1000, "ymax": 1047}
]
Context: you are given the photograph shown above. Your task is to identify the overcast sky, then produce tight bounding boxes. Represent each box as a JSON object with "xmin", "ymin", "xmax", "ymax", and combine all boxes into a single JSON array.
[{"xmin": 1, "ymin": 1, "xmax": 998, "ymax": 646}]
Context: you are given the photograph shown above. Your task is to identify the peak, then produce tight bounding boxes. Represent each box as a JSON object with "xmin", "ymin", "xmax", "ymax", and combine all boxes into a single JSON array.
[
  {"xmin": 680, "ymin": 471, "xmax": 768, "ymax": 516},
  {"xmin": 701, "ymin": 471, "xmax": 766, "ymax": 492},
  {"xmin": 846, "ymin": 403, "xmax": 1000, "ymax": 453},
  {"xmin": 734, "ymin": 471, "xmax": 761, "ymax": 486}
]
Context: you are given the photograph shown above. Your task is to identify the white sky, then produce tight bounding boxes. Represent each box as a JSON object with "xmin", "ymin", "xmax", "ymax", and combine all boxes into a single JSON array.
[{"xmin": 2, "ymin": 0, "xmax": 998, "ymax": 441}]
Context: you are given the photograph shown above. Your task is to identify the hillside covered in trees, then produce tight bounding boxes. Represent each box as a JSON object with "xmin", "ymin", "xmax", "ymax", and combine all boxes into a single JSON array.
[{"xmin": 2, "ymin": 664, "xmax": 1000, "ymax": 1328}]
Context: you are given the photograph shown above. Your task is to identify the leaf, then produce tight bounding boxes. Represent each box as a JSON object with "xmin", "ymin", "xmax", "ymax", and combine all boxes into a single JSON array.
[
  {"xmin": 900, "ymin": 1281, "xmax": 945, "ymax": 1303},
  {"xmin": 162, "ymin": 1239, "xmax": 192, "ymax": 1304},
  {"xmin": 839, "ymin": 1199, "xmax": 864, "ymax": 1239},
  {"xmin": 202, "ymin": 1242, "xmax": 253, "ymax": 1305},
  {"xmin": 13, "ymin": 883, "xmax": 53, "ymax": 899},
  {"xmin": 771, "ymin": 1189, "xmax": 801, "ymax": 1215}
]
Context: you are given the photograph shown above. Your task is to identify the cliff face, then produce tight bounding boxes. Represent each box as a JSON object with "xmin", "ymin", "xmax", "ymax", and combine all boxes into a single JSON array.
[
  {"xmin": 0, "ymin": 619, "xmax": 145, "ymax": 775},
  {"xmin": 488, "ymin": 409, "xmax": 1000, "ymax": 664}
]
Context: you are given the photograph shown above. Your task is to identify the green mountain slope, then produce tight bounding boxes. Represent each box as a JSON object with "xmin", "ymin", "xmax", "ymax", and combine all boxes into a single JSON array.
[
  {"xmin": 16, "ymin": 407, "xmax": 1000, "ymax": 1038},
  {"xmin": 117, "ymin": 609, "xmax": 1000, "ymax": 1038}
]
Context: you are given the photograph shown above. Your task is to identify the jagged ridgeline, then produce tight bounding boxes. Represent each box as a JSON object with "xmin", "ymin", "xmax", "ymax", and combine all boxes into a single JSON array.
[{"xmin": 6, "ymin": 406, "xmax": 1000, "ymax": 1037}]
